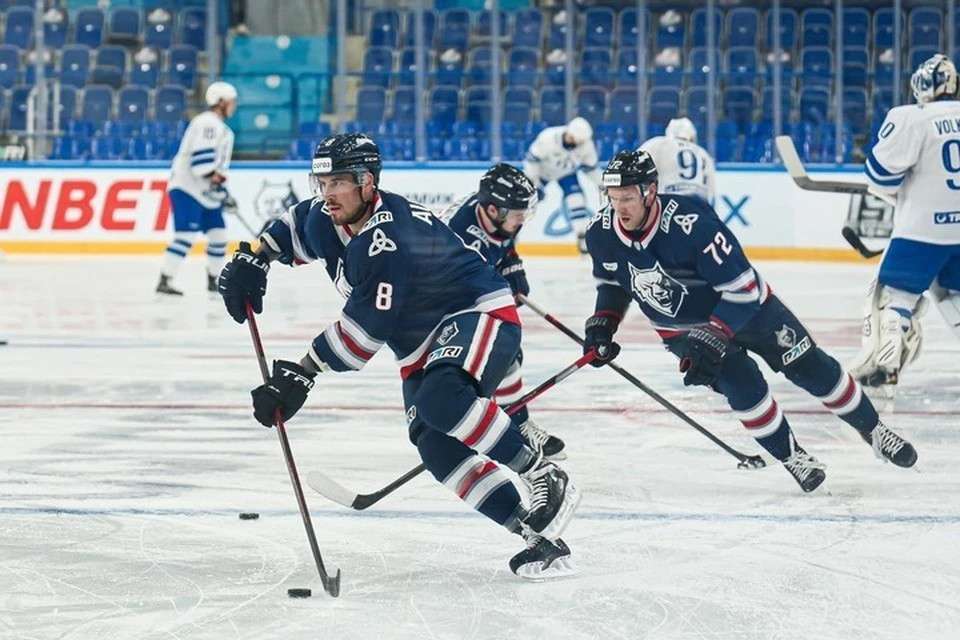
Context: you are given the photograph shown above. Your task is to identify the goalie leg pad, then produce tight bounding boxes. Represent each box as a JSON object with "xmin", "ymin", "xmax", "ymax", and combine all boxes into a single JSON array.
[
  {"xmin": 849, "ymin": 280, "xmax": 925, "ymax": 385},
  {"xmin": 557, "ymin": 174, "xmax": 590, "ymax": 233}
]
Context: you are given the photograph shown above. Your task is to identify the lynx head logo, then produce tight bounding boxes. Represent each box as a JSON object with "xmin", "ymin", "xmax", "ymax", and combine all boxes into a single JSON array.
[{"xmin": 628, "ymin": 261, "xmax": 688, "ymax": 318}]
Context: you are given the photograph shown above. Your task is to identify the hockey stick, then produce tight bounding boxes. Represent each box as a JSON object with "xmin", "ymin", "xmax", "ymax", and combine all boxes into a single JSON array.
[
  {"xmin": 774, "ymin": 135, "xmax": 890, "ymax": 259},
  {"xmin": 245, "ymin": 303, "xmax": 342, "ymax": 598},
  {"xmin": 518, "ymin": 295, "xmax": 766, "ymax": 470},
  {"xmin": 306, "ymin": 350, "xmax": 598, "ymax": 510}
]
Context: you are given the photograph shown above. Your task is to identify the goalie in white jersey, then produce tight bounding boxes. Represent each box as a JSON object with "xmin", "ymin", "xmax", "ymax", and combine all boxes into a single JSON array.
[
  {"xmin": 156, "ymin": 81, "xmax": 237, "ymax": 296},
  {"xmin": 523, "ymin": 117, "xmax": 602, "ymax": 252},
  {"xmin": 850, "ymin": 54, "xmax": 960, "ymax": 386},
  {"xmin": 638, "ymin": 117, "xmax": 716, "ymax": 205}
]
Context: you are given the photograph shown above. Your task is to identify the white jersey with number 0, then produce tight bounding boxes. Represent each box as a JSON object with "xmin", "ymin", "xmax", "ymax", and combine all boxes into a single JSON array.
[
  {"xmin": 865, "ymin": 100, "xmax": 960, "ymax": 245},
  {"xmin": 168, "ymin": 110, "xmax": 235, "ymax": 209},
  {"xmin": 638, "ymin": 136, "xmax": 716, "ymax": 204},
  {"xmin": 523, "ymin": 125, "xmax": 602, "ymax": 186}
]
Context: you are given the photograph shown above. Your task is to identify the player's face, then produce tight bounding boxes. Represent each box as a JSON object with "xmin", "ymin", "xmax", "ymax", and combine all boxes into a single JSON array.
[
  {"xmin": 484, "ymin": 205, "xmax": 524, "ymax": 235},
  {"xmin": 223, "ymin": 99, "xmax": 237, "ymax": 118},
  {"xmin": 606, "ymin": 185, "xmax": 648, "ymax": 231},
  {"xmin": 317, "ymin": 172, "xmax": 366, "ymax": 223}
]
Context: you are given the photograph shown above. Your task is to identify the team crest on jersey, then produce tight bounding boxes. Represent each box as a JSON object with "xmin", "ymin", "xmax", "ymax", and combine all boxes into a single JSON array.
[
  {"xmin": 674, "ymin": 214, "xmax": 699, "ymax": 235},
  {"xmin": 466, "ymin": 224, "xmax": 491, "ymax": 248},
  {"xmin": 367, "ymin": 228, "xmax": 398, "ymax": 257},
  {"xmin": 437, "ymin": 321, "xmax": 459, "ymax": 345},
  {"xmin": 628, "ymin": 261, "xmax": 688, "ymax": 318},
  {"xmin": 361, "ymin": 211, "xmax": 394, "ymax": 232},
  {"xmin": 333, "ymin": 259, "xmax": 352, "ymax": 299},
  {"xmin": 659, "ymin": 199, "xmax": 679, "ymax": 232},
  {"xmin": 406, "ymin": 405, "xmax": 417, "ymax": 424}
]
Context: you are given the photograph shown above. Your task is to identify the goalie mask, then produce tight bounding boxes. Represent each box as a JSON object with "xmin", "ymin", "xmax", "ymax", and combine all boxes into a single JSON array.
[
  {"xmin": 310, "ymin": 133, "xmax": 383, "ymax": 198},
  {"xmin": 478, "ymin": 163, "xmax": 539, "ymax": 230},
  {"xmin": 910, "ymin": 53, "xmax": 959, "ymax": 104}
]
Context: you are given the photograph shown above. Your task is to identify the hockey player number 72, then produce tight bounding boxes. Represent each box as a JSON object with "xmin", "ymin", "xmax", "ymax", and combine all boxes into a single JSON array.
[{"xmin": 703, "ymin": 231, "xmax": 732, "ymax": 265}]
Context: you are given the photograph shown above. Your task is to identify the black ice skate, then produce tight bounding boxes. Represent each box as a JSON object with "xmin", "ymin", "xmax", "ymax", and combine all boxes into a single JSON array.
[
  {"xmin": 861, "ymin": 421, "xmax": 917, "ymax": 468},
  {"xmin": 519, "ymin": 419, "xmax": 567, "ymax": 461},
  {"xmin": 510, "ymin": 533, "xmax": 576, "ymax": 581},
  {"xmin": 156, "ymin": 275, "xmax": 183, "ymax": 296},
  {"xmin": 520, "ymin": 457, "xmax": 581, "ymax": 540},
  {"xmin": 782, "ymin": 442, "xmax": 827, "ymax": 493},
  {"xmin": 207, "ymin": 273, "xmax": 218, "ymax": 292}
]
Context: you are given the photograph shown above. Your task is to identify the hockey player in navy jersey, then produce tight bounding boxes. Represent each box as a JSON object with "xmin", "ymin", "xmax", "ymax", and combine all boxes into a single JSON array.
[
  {"xmin": 217, "ymin": 134, "xmax": 580, "ymax": 578},
  {"xmin": 440, "ymin": 162, "xmax": 566, "ymax": 461},
  {"xmin": 582, "ymin": 149, "xmax": 917, "ymax": 492}
]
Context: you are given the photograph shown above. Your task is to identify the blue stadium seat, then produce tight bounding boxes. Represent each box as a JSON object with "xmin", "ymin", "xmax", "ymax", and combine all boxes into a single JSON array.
[
  {"xmin": 616, "ymin": 48, "xmax": 639, "ymax": 87},
  {"xmin": 723, "ymin": 87, "xmax": 756, "ymax": 133},
  {"xmin": 547, "ymin": 18, "xmax": 569, "ymax": 51},
  {"xmin": 288, "ymin": 137, "xmax": 315, "ymax": 160},
  {"xmin": 356, "ymin": 86, "xmax": 386, "ymax": 128},
  {"xmin": 726, "ymin": 47, "xmax": 759, "ymax": 89},
  {"xmin": 872, "ymin": 87, "xmax": 893, "ymax": 125},
  {"xmin": 370, "ymin": 9, "xmax": 401, "ymax": 48},
  {"xmin": 503, "ymin": 86, "xmax": 534, "ymax": 126},
  {"xmin": 650, "ymin": 86, "xmax": 681, "ymax": 125},
  {"xmin": 801, "ymin": 8, "xmax": 833, "ymax": 48},
  {"xmin": 397, "ymin": 47, "xmax": 431, "ymax": 87},
  {"xmin": 362, "ymin": 47, "xmax": 394, "ymax": 88},
  {"xmin": 513, "ymin": 9, "xmax": 542, "ymax": 49},
  {"xmin": 477, "ymin": 9, "xmax": 508, "ymax": 38},
  {"xmin": 465, "ymin": 86, "xmax": 492, "ymax": 125},
  {"xmin": 539, "ymin": 86, "xmax": 565, "ymax": 126},
  {"xmin": 144, "ymin": 7, "xmax": 175, "ymax": 50},
  {"xmin": 798, "ymin": 86, "xmax": 830, "ymax": 125},
  {"xmin": 117, "ymin": 86, "xmax": 148, "ymax": 122},
  {"xmin": 842, "ymin": 8, "xmax": 870, "ymax": 48},
  {"xmin": 760, "ymin": 85, "xmax": 794, "ymax": 124},
  {"xmin": 130, "ymin": 49, "xmax": 161, "ymax": 88},
  {"xmin": 4, "ymin": 7, "xmax": 34, "ymax": 50},
  {"xmin": 909, "ymin": 8, "xmax": 942, "ymax": 49},
  {"xmin": 0, "ymin": 45, "xmax": 20, "ymax": 89},
  {"xmin": 618, "ymin": 8, "xmax": 650, "ymax": 49},
  {"xmin": 655, "ymin": 10, "xmax": 686, "ymax": 50},
  {"xmin": 580, "ymin": 48, "xmax": 613, "ymax": 88},
  {"xmin": 81, "ymin": 85, "xmax": 114, "ymax": 130},
  {"xmin": 909, "ymin": 46, "xmax": 939, "ymax": 74},
  {"xmin": 8, "ymin": 85, "xmax": 31, "ymax": 131},
  {"xmin": 108, "ymin": 8, "xmax": 141, "ymax": 46},
  {"xmin": 75, "ymin": 8, "xmax": 105, "ymax": 49},
  {"xmin": 43, "ymin": 8, "xmax": 70, "ymax": 49},
  {"xmin": 155, "ymin": 85, "xmax": 186, "ymax": 123},
  {"xmin": 467, "ymin": 47, "xmax": 496, "ymax": 87},
  {"xmin": 843, "ymin": 87, "xmax": 869, "ymax": 135},
  {"xmin": 842, "ymin": 47, "xmax": 869, "ymax": 89},
  {"xmin": 874, "ymin": 9, "xmax": 905, "ymax": 51},
  {"xmin": 576, "ymin": 86, "xmax": 607, "ymax": 122},
  {"xmin": 687, "ymin": 47, "xmax": 714, "ymax": 90},
  {"xmin": 873, "ymin": 50, "xmax": 897, "ymax": 91},
  {"xmin": 23, "ymin": 52, "xmax": 55, "ymax": 86},
  {"xmin": 584, "ymin": 7, "xmax": 615, "ymax": 49},
  {"xmin": 764, "ymin": 8, "xmax": 798, "ymax": 51},
  {"xmin": 90, "ymin": 136, "xmax": 124, "ymax": 160},
  {"xmin": 429, "ymin": 85, "xmax": 459, "ymax": 130},
  {"xmin": 727, "ymin": 8, "xmax": 759, "ymax": 48},
  {"xmin": 542, "ymin": 55, "xmax": 566, "ymax": 88},
  {"xmin": 652, "ymin": 60, "xmax": 683, "ymax": 89},
  {"xmin": 610, "ymin": 87, "xmax": 640, "ymax": 129},
  {"xmin": 800, "ymin": 47, "xmax": 832, "ymax": 90},
  {"xmin": 46, "ymin": 86, "xmax": 77, "ymax": 128},
  {"xmin": 404, "ymin": 9, "xmax": 437, "ymax": 47},
  {"xmin": 179, "ymin": 8, "xmax": 207, "ymax": 50},
  {"xmin": 689, "ymin": 7, "xmax": 720, "ymax": 49},
  {"xmin": 60, "ymin": 45, "xmax": 91, "ymax": 89},
  {"xmin": 435, "ymin": 51, "xmax": 464, "ymax": 88},
  {"xmin": 438, "ymin": 9, "xmax": 470, "ymax": 50},
  {"xmin": 507, "ymin": 47, "xmax": 538, "ymax": 89},
  {"xmin": 391, "ymin": 86, "xmax": 416, "ymax": 123},
  {"xmin": 683, "ymin": 86, "xmax": 708, "ymax": 125},
  {"xmin": 66, "ymin": 120, "xmax": 96, "ymax": 139},
  {"xmin": 166, "ymin": 45, "xmax": 198, "ymax": 89},
  {"xmin": 91, "ymin": 45, "xmax": 127, "ymax": 89}
]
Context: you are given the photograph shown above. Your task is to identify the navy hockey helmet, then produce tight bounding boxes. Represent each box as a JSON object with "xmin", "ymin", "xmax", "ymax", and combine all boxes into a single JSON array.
[
  {"xmin": 478, "ymin": 163, "xmax": 539, "ymax": 222},
  {"xmin": 311, "ymin": 134, "xmax": 383, "ymax": 192},
  {"xmin": 602, "ymin": 150, "xmax": 658, "ymax": 196}
]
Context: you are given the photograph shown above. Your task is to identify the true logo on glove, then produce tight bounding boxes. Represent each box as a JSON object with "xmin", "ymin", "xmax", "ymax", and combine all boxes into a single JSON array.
[{"xmin": 279, "ymin": 367, "xmax": 315, "ymax": 388}]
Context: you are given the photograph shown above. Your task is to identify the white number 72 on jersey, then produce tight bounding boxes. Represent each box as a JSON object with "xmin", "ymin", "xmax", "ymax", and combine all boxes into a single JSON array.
[{"xmin": 702, "ymin": 232, "xmax": 732, "ymax": 265}]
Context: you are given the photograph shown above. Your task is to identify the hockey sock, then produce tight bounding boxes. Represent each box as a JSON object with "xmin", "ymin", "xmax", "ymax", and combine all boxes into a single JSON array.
[
  {"xmin": 733, "ymin": 390, "xmax": 793, "ymax": 460},
  {"xmin": 206, "ymin": 227, "xmax": 228, "ymax": 276},
  {"xmin": 785, "ymin": 347, "xmax": 879, "ymax": 433},
  {"xmin": 160, "ymin": 232, "xmax": 196, "ymax": 278}
]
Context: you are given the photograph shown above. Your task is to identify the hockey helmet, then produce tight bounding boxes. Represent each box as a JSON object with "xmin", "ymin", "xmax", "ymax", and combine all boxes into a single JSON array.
[
  {"xmin": 666, "ymin": 117, "xmax": 698, "ymax": 143},
  {"xmin": 478, "ymin": 163, "xmax": 539, "ymax": 222},
  {"xmin": 205, "ymin": 81, "xmax": 238, "ymax": 107},
  {"xmin": 911, "ymin": 54, "xmax": 959, "ymax": 103},
  {"xmin": 602, "ymin": 150, "xmax": 658, "ymax": 196},
  {"xmin": 565, "ymin": 117, "xmax": 594, "ymax": 144},
  {"xmin": 310, "ymin": 133, "xmax": 383, "ymax": 195}
]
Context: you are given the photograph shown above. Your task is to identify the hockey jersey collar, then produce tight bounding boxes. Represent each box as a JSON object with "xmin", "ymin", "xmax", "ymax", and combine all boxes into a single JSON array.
[
  {"xmin": 613, "ymin": 197, "xmax": 661, "ymax": 250},
  {"xmin": 327, "ymin": 191, "xmax": 383, "ymax": 244}
]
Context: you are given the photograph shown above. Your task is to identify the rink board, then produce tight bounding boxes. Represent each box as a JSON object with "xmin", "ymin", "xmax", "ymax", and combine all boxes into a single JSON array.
[{"xmin": 0, "ymin": 161, "xmax": 875, "ymax": 260}]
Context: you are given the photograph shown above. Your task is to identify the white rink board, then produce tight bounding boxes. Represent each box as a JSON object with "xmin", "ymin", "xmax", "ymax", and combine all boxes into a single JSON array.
[{"xmin": 0, "ymin": 162, "xmax": 870, "ymax": 251}]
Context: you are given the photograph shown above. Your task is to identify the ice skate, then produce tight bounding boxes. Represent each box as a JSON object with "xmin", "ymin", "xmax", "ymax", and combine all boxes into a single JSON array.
[
  {"xmin": 509, "ymin": 533, "xmax": 576, "ymax": 581},
  {"xmin": 519, "ymin": 419, "xmax": 567, "ymax": 461},
  {"xmin": 156, "ymin": 275, "xmax": 183, "ymax": 296},
  {"xmin": 861, "ymin": 421, "xmax": 917, "ymax": 468},
  {"xmin": 782, "ymin": 442, "xmax": 827, "ymax": 493},
  {"xmin": 520, "ymin": 457, "xmax": 581, "ymax": 540}
]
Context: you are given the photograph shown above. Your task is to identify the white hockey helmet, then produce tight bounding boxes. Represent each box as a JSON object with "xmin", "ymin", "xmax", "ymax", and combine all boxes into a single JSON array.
[
  {"xmin": 205, "ymin": 81, "xmax": 238, "ymax": 107},
  {"xmin": 565, "ymin": 117, "xmax": 593, "ymax": 144},
  {"xmin": 910, "ymin": 54, "xmax": 959, "ymax": 103},
  {"xmin": 665, "ymin": 117, "xmax": 698, "ymax": 143}
]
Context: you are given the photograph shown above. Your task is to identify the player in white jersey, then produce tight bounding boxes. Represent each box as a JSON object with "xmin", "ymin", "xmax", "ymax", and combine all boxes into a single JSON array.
[
  {"xmin": 523, "ymin": 117, "xmax": 602, "ymax": 252},
  {"xmin": 638, "ymin": 117, "xmax": 716, "ymax": 205},
  {"xmin": 156, "ymin": 81, "xmax": 237, "ymax": 296},
  {"xmin": 850, "ymin": 54, "xmax": 960, "ymax": 386}
]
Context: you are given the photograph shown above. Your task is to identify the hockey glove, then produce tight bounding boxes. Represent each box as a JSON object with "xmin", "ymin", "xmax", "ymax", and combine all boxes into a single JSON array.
[
  {"xmin": 251, "ymin": 360, "xmax": 316, "ymax": 427},
  {"xmin": 676, "ymin": 321, "xmax": 731, "ymax": 387},
  {"xmin": 498, "ymin": 249, "xmax": 530, "ymax": 301},
  {"xmin": 218, "ymin": 241, "xmax": 270, "ymax": 324},
  {"xmin": 583, "ymin": 313, "xmax": 622, "ymax": 367}
]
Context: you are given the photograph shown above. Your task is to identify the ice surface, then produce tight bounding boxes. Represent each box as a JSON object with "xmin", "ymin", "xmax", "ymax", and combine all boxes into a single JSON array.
[{"xmin": 1, "ymin": 256, "xmax": 958, "ymax": 639}]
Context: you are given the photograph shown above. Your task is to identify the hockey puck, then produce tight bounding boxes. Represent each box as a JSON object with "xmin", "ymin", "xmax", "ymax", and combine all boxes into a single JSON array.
[
  {"xmin": 238, "ymin": 512, "xmax": 260, "ymax": 520},
  {"xmin": 287, "ymin": 588, "xmax": 312, "ymax": 598}
]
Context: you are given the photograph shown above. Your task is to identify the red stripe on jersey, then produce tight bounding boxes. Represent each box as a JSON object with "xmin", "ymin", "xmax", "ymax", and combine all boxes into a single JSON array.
[
  {"xmin": 742, "ymin": 401, "xmax": 779, "ymax": 429},
  {"xmin": 457, "ymin": 460, "xmax": 497, "ymax": 499},
  {"xmin": 468, "ymin": 316, "xmax": 497, "ymax": 377},
  {"xmin": 463, "ymin": 401, "xmax": 499, "ymax": 448},
  {"xmin": 656, "ymin": 328, "xmax": 685, "ymax": 340},
  {"xmin": 824, "ymin": 376, "xmax": 856, "ymax": 409},
  {"xmin": 742, "ymin": 279, "xmax": 758, "ymax": 292},
  {"xmin": 337, "ymin": 323, "xmax": 374, "ymax": 361},
  {"xmin": 489, "ymin": 305, "xmax": 521, "ymax": 326}
]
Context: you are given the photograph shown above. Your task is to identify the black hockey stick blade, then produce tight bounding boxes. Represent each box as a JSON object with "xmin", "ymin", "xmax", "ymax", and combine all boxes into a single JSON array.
[{"xmin": 841, "ymin": 226, "xmax": 883, "ymax": 259}]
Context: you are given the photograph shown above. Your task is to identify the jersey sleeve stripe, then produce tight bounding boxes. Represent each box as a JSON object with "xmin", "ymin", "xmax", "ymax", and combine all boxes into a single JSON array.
[
  {"xmin": 865, "ymin": 153, "xmax": 905, "ymax": 186},
  {"xmin": 190, "ymin": 147, "xmax": 216, "ymax": 157},
  {"xmin": 190, "ymin": 157, "xmax": 217, "ymax": 168},
  {"xmin": 340, "ymin": 313, "xmax": 384, "ymax": 353},
  {"xmin": 714, "ymin": 268, "xmax": 756, "ymax": 292},
  {"xmin": 320, "ymin": 324, "xmax": 368, "ymax": 370},
  {"xmin": 336, "ymin": 321, "xmax": 377, "ymax": 360},
  {"xmin": 594, "ymin": 276, "xmax": 620, "ymax": 288}
]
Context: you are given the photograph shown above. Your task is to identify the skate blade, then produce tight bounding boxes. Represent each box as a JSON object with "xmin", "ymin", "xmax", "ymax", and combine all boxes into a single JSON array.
[
  {"xmin": 514, "ymin": 557, "xmax": 578, "ymax": 582},
  {"xmin": 545, "ymin": 450, "xmax": 568, "ymax": 462},
  {"xmin": 537, "ymin": 481, "xmax": 582, "ymax": 541}
]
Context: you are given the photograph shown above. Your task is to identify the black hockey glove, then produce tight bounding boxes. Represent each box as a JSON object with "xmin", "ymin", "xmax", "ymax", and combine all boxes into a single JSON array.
[
  {"xmin": 498, "ymin": 249, "xmax": 530, "ymax": 301},
  {"xmin": 251, "ymin": 360, "xmax": 316, "ymax": 427},
  {"xmin": 583, "ymin": 313, "xmax": 621, "ymax": 367},
  {"xmin": 676, "ymin": 322, "xmax": 731, "ymax": 387},
  {"xmin": 218, "ymin": 241, "xmax": 270, "ymax": 324}
]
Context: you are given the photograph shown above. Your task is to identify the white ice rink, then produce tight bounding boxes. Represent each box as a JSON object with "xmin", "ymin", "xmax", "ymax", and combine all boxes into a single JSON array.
[{"xmin": 1, "ymin": 255, "xmax": 958, "ymax": 639}]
